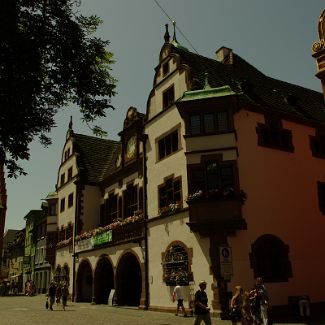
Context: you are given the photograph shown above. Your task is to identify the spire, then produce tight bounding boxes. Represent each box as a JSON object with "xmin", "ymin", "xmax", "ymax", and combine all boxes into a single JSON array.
[
  {"xmin": 164, "ymin": 24, "xmax": 170, "ymax": 43},
  {"xmin": 69, "ymin": 116, "xmax": 73, "ymax": 130},
  {"xmin": 204, "ymin": 72, "xmax": 211, "ymax": 89},
  {"xmin": 66, "ymin": 116, "xmax": 74, "ymax": 139},
  {"xmin": 172, "ymin": 20, "xmax": 177, "ymax": 42}
]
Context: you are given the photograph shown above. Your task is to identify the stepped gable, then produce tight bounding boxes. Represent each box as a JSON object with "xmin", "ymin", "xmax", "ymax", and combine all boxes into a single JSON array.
[
  {"xmin": 72, "ymin": 133, "xmax": 120, "ymax": 184},
  {"xmin": 171, "ymin": 44, "xmax": 325, "ymax": 124}
]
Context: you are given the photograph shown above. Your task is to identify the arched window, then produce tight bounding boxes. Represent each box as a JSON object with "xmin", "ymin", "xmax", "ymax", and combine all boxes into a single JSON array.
[
  {"xmin": 250, "ymin": 234, "xmax": 292, "ymax": 282},
  {"xmin": 162, "ymin": 244, "xmax": 191, "ymax": 286}
]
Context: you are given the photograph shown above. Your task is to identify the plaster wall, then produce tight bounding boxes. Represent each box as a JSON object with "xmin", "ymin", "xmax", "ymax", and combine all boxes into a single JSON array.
[
  {"xmin": 229, "ymin": 109, "xmax": 325, "ymax": 305},
  {"xmin": 145, "ymin": 106, "xmax": 187, "ymax": 218},
  {"xmin": 148, "ymin": 212, "xmax": 214, "ymax": 310},
  {"xmin": 81, "ymin": 185, "xmax": 101, "ymax": 231}
]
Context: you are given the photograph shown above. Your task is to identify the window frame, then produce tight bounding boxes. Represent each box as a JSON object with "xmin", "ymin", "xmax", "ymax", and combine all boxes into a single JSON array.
[
  {"xmin": 256, "ymin": 117, "xmax": 294, "ymax": 152},
  {"xmin": 188, "ymin": 158, "xmax": 237, "ymax": 194},
  {"xmin": 157, "ymin": 129, "xmax": 179, "ymax": 161},
  {"xmin": 188, "ymin": 110, "xmax": 230, "ymax": 135},
  {"xmin": 162, "ymin": 84, "xmax": 175, "ymax": 109},
  {"xmin": 158, "ymin": 176, "xmax": 182, "ymax": 210}
]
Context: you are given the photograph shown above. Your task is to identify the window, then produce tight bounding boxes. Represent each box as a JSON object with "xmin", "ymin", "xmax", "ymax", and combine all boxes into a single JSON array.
[
  {"xmin": 163, "ymin": 85, "xmax": 175, "ymax": 109},
  {"xmin": 60, "ymin": 173, "xmax": 65, "ymax": 186},
  {"xmin": 317, "ymin": 182, "xmax": 325, "ymax": 214},
  {"xmin": 124, "ymin": 185, "xmax": 138, "ymax": 218},
  {"xmin": 250, "ymin": 234, "xmax": 292, "ymax": 282},
  {"xmin": 49, "ymin": 203, "xmax": 57, "ymax": 216},
  {"xmin": 189, "ymin": 111, "xmax": 230, "ymax": 135},
  {"xmin": 101, "ymin": 193, "xmax": 118, "ymax": 226},
  {"xmin": 158, "ymin": 130, "xmax": 179, "ymax": 160},
  {"xmin": 256, "ymin": 117, "xmax": 294, "ymax": 152},
  {"xmin": 67, "ymin": 167, "xmax": 73, "ymax": 181},
  {"xmin": 310, "ymin": 133, "xmax": 325, "ymax": 158},
  {"xmin": 60, "ymin": 198, "xmax": 65, "ymax": 213},
  {"xmin": 159, "ymin": 177, "xmax": 182, "ymax": 209},
  {"xmin": 163, "ymin": 62, "xmax": 169, "ymax": 76},
  {"xmin": 163, "ymin": 244, "xmax": 191, "ymax": 286},
  {"xmin": 64, "ymin": 148, "xmax": 71, "ymax": 160},
  {"xmin": 68, "ymin": 193, "xmax": 74, "ymax": 208},
  {"xmin": 189, "ymin": 160, "xmax": 235, "ymax": 193}
]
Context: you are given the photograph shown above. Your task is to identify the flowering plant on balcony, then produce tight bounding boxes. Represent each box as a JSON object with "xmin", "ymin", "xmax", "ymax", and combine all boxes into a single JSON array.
[
  {"xmin": 158, "ymin": 202, "xmax": 181, "ymax": 216},
  {"xmin": 70, "ymin": 211, "xmax": 145, "ymax": 242},
  {"xmin": 187, "ymin": 188, "xmax": 247, "ymax": 203},
  {"xmin": 56, "ymin": 237, "xmax": 72, "ymax": 249}
]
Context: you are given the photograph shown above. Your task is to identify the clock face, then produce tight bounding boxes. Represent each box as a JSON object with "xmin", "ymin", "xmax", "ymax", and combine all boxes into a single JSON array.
[{"xmin": 126, "ymin": 135, "xmax": 137, "ymax": 160}]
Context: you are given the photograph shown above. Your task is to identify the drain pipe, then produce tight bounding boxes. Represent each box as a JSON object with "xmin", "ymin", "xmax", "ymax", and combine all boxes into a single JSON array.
[{"xmin": 140, "ymin": 134, "xmax": 149, "ymax": 310}]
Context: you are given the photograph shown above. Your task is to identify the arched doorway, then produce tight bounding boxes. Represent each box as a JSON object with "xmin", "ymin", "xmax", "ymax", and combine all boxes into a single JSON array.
[
  {"xmin": 115, "ymin": 252, "xmax": 142, "ymax": 306},
  {"xmin": 94, "ymin": 256, "xmax": 114, "ymax": 304},
  {"xmin": 76, "ymin": 260, "xmax": 93, "ymax": 302}
]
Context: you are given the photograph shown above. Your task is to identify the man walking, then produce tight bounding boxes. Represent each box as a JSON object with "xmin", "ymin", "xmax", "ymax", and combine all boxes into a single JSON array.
[
  {"xmin": 48, "ymin": 282, "xmax": 57, "ymax": 311},
  {"xmin": 193, "ymin": 280, "xmax": 211, "ymax": 325}
]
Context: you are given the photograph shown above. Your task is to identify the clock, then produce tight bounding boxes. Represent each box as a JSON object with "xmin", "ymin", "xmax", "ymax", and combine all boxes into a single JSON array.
[{"xmin": 126, "ymin": 135, "xmax": 137, "ymax": 160}]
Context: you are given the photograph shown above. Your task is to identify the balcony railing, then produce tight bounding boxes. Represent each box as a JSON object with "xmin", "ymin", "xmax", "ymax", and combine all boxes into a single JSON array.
[
  {"xmin": 57, "ymin": 214, "xmax": 145, "ymax": 250},
  {"xmin": 186, "ymin": 189, "xmax": 247, "ymax": 233}
]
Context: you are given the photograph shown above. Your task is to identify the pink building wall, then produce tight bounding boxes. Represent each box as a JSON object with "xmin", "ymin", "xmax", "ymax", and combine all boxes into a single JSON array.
[{"xmin": 228, "ymin": 109, "xmax": 325, "ymax": 305}]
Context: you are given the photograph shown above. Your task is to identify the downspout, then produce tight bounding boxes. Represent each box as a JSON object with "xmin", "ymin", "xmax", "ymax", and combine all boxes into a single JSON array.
[
  {"xmin": 140, "ymin": 134, "xmax": 149, "ymax": 309},
  {"xmin": 72, "ymin": 178, "xmax": 80, "ymax": 302}
]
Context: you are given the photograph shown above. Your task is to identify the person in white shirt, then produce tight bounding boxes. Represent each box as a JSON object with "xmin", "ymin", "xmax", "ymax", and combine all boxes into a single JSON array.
[{"xmin": 173, "ymin": 283, "xmax": 187, "ymax": 317}]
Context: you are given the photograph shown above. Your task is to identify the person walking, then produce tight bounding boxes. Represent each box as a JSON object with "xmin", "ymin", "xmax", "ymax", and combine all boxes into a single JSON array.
[
  {"xmin": 255, "ymin": 277, "xmax": 269, "ymax": 325},
  {"xmin": 48, "ymin": 282, "xmax": 57, "ymax": 311},
  {"xmin": 229, "ymin": 285, "xmax": 243, "ymax": 325},
  {"xmin": 173, "ymin": 282, "xmax": 187, "ymax": 317},
  {"xmin": 61, "ymin": 283, "xmax": 69, "ymax": 311},
  {"xmin": 193, "ymin": 280, "xmax": 211, "ymax": 325},
  {"xmin": 56, "ymin": 284, "xmax": 62, "ymax": 306}
]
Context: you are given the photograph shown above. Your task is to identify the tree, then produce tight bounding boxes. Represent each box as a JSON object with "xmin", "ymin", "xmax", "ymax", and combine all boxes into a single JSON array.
[{"xmin": 0, "ymin": 0, "xmax": 116, "ymax": 178}]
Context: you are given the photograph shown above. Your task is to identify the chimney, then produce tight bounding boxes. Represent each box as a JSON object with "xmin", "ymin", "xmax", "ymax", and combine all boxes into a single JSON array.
[
  {"xmin": 312, "ymin": 9, "xmax": 325, "ymax": 102},
  {"xmin": 216, "ymin": 46, "xmax": 233, "ymax": 64}
]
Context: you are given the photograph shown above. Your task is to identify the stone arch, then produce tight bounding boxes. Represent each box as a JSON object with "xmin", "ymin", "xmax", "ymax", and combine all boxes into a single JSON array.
[
  {"xmin": 76, "ymin": 259, "xmax": 93, "ymax": 302},
  {"xmin": 115, "ymin": 251, "xmax": 142, "ymax": 306},
  {"xmin": 94, "ymin": 255, "xmax": 114, "ymax": 304}
]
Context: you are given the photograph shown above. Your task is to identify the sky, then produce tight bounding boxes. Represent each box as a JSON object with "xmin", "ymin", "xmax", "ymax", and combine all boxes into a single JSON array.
[{"xmin": 4, "ymin": 0, "xmax": 325, "ymax": 231}]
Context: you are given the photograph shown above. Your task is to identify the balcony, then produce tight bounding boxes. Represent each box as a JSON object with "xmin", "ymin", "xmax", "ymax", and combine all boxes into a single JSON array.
[
  {"xmin": 113, "ymin": 221, "xmax": 144, "ymax": 243},
  {"xmin": 186, "ymin": 189, "xmax": 247, "ymax": 234}
]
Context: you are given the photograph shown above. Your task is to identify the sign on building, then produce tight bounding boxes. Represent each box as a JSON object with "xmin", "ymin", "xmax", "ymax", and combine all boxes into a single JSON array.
[{"xmin": 219, "ymin": 246, "xmax": 233, "ymax": 278}]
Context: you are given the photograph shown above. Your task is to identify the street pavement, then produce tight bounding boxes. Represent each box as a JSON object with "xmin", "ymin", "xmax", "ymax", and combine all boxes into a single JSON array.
[{"xmin": 0, "ymin": 294, "xmax": 320, "ymax": 325}]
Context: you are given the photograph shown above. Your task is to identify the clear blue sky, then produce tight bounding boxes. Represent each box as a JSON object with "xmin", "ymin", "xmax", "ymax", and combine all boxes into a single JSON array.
[{"xmin": 4, "ymin": 0, "xmax": 325, "ymax": 231}]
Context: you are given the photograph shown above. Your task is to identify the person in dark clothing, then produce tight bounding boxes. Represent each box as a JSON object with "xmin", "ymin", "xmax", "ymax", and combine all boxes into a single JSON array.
[
  {"xmin": 48, "ymin": 282, "xmax": 57, "ymax": 311},
  {"xmin": 193, "ymin": 280, "xmax": 211, "ymax": 325}
]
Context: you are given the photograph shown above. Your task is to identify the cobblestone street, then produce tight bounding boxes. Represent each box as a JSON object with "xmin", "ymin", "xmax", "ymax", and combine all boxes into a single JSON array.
[{"xmin": 0, "ymin": 295, "xmax": 321, "ymax": 325}]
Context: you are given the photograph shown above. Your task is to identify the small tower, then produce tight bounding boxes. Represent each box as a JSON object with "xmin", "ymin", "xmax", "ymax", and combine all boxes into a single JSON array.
[{"xmin": 312, "ymin": 9, "xmax": 325, "ymax": 102}]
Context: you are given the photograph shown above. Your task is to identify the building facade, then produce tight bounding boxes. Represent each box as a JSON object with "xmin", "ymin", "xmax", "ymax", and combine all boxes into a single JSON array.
[{"xmin": 53, "ymin": 27, "xmax": 325, "ymax": 317}]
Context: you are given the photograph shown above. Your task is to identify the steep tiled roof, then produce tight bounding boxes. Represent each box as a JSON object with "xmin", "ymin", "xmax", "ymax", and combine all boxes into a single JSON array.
[
  {"xmin": 171, "ymin": 44, "xmax": 325, "ymax": 124},
  {"xmin": 72, "ymin": 133, "xmax": 120, "ymax": 184}
]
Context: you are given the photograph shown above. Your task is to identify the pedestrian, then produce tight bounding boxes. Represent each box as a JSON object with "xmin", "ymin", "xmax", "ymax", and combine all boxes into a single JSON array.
[
  {"xmin": 61, "ymin": 283, "xmax": 69, "ymax": 311},
  {"xmin": 193, "ymin": 280, "xmax": 211, "ymax": 325},
  {"xmin": 173, "ymin": 282, "xmax": 187, "ymax": 317},
  {"xmin": 229, "ymin": 285, "xmax": 243, "ymax": 325},
  {"xmin": 254, "ymin": 277, "xmax": 269, "ymax": 325},
  {"xmin": 242, "ymin": 291, "xmax": 253, "ymax": 325},
  {"xmin": 249, "ymin": 286, "xmax": 261, "ymax": 324},
  {"xmin": 298, "ymin": 295, "xmax": 310, "ymax": 319},
  {"xmin": 48, "ymin": 282, "xmax": 57, "ymax": 311},
  {"xmin": 56, "ymin": 284, "xmax": 62, "ymax": 306}
]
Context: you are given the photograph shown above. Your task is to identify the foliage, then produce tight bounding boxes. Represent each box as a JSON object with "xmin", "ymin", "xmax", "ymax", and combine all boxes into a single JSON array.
[{"xmin": 0, "ymin": 0, "xmax": 116, "ymax": 177}]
